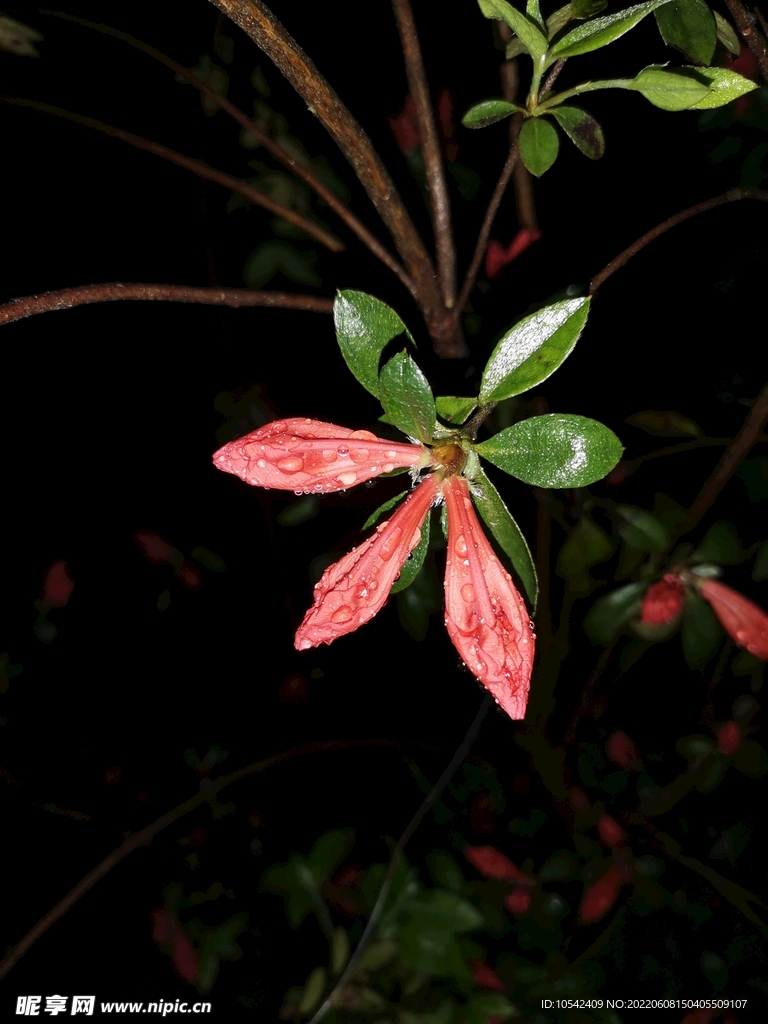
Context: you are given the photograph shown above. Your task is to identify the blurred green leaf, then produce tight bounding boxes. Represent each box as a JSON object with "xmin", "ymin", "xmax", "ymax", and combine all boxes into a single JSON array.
[
  {"xmin": 655, "ymin": 0, "xmax": 716, "ymax": 65},
  {"xmin": 244, "ymin": 240, "xmax": 319, "ymax": 287},
  {"xmin": 334, "ymin": 290, "xmax": 413, "ymax": 397},
  {"xmin": 477, "ymin": 414, "xmax": 623, "ymax": 488},
  {"xmin": 408, "ymin": 890, "xmax": 485, "ymax": 932},
  {"xmin": 428, "ymin": 850, "xmax": 467, "ymax": 892},
  {"xmin": 753, "ymin": 542, "xmax": 768, "ymax": 581},
  {"xmin": 470, "ymin": 463, "xmax": 538, "ymax": 607},
  {"xmin": 616, "ymin": 505, "xmax": 669, "ymax": 552},
  {"xmin": 357, "ymin": 939, "xmax": 400, "ymax": 970},
  {"xmin": 682, "ymin": 591, "xmax": 721, "ymax": 668},
  {"xmin": 693, "ymin": 520, "xmax": 743, "ymax": 564},
  {"xmin": 519, "ymin": 117, "xmax": 560, "ymax": 176},
  {"xmin": 379, "ymin": 351, "xmax": 436, "ymax": 442},
  {"xmin": 631, "ymin": 65, "xmax": 710, "ymax": 109},
  {"xmin": 540, "ymin": 850, "xmax": 578, "ymax": 881},
  {"xmin": 688, "ymin": 66, "xmax": 760, "ymax": 108},
  {"xmin": 462, "ymin": 98, "xmax": 519, "ymax": 128},
  {"xmin": 391, "ymin": 506, "xmax": 431, "ymax": 594},
  {"xmin": 436, "ymin": 395, "xmax": 478, "ymax": 425},
  {"xmin": 550, "ymin": 105, "xmax": 605, "ymax": 159},
  {"xmin": 714, "ymin": 11, "xmax": 740, "ymax": 55},
  {"xmin": 548, "ymin": 0, "xmax": 673, "ymax": 61},
  {"xmin": 362, "ymin": 491, "xmax": 409, "ymax": 531},
  {"xmin": 479, "ymin": 298, "xmax": 590, "ymax": 402},
  {"xmin": 278, "ymin": 495, "xmax": 319, "ymax": 526},
  {"xmin": 557, "ymin": 514, "xmax": 615, "ymax": 577},
  {"xmin": 584, "ymin": 581, "xmax": 647, "ymax": 642},
  {"xmin": 465, "ymin": 993, "xmax": 516, "ymax": 1024},
  {"xmin": 310, "ymin": 829, "xmax": 355, "ymax": 880},
  {"xmin": 330, "ymin": 927, "xmax": 350, "ymax": 975},
  {"xmin": 477, "ymin": 0, "xmax": 549, "ymax": 61},
  {"xmin": 625, "ymin": 409, "xmax": 702, "ymax": 437},
  {"xmin": 731, "ymin": 738, "xmax": 768, "ymax": 777},
  {"xmin": 298, "ymin": 966, "xmax": 326, "ymax": 1016}
]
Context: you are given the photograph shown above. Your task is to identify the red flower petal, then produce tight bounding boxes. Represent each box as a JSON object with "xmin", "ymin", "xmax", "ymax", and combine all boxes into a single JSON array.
[
  {"xmin": 640, "ymin": 574, "xmax": 684, "ymax": 625},
  {"xmin": 213, "ymin": 418, "xmax": 425, "ymax": 494},
  {"xmin": 471, "ymin": 960, "xmax": 506, "ymax": 992},
  {"xmin": 597, "ymin": 814, "xmax": 625, "ymax": 848},
  {"xmin": 442, "ymin": 476, "xmax": 534, "ymax": 720},
  {"xmin": 505, "ymin": 888, "xmax": 532, "ymax": 916},
  {"xmin": 464, "ymin": 845, "xmax": 527, "ymax": 882},
  {"xmin": 295, "ymin": 475, "xmax": 438, "ymax": 649},
  {"xmin": 579, "ymin": 865, "xmax": 622, "ymax": 923},
  {"xmin": 42, "ymin": 560, "xmax": 74, "ymax": 608},
  {"xmin": 698, "ymin": 578, "xmax": 768, "ymax": 659},
  {"xmin": 717, "ymin": 720, "xmax": 742, "ymax": 756},
  {"xmin": 606, "ymin": 730, "xmax": 641, "ymax": 770},
  {"xmin": 484, "ymin": 229, "xmax": 542, "ymax": 280}
]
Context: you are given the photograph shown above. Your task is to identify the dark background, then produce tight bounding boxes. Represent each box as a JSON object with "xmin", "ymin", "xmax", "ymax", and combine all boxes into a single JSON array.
[{"xmin": 1, "ymin": 0, "xmax": 767, "ymax": 1018}]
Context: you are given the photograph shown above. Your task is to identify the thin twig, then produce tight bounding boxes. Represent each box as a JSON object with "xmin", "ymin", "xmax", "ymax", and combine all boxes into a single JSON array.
[
  {"xmin": 683, "ymin": 381, "xmax": 768, "ymax": 533},
  {"xmin": 307, "ymin": 695, "xmax": 492, "ymax": 1024},
  {"xmin": 455, "ymin": 139, "xmax": 520, "ymax": 313},
  {"xmin": 541, "ymin": 58, "xmax": 567, "ymax": 97},
  {"xmin": 589, "ymin": 187, "xmax": 768, "ymax": 294},
  {"xmin": 208, "ymin": 0, "xmax": 470, "ymax": 358},
  {"xmin": 0, "ymin": 284, "xmax": 333, "ymax": 327},
  {"xmin": 0, "ymin": 96, "xmax": 344, "ymax": 252},
  {"xmin": 392, "ymin": 0, "xmax": 456, "ymax": 307},
  {"xmin": 723, "ymin": 0, "xmax": 768, "ymax": 83},
  {"xmin": 500, "ymin": 35, "xmax": 537, "ymax": 237},
  {"xmin": 45, "ymin": 12, "xmax": 413, "ymax": 294},
  {"xmin": 0, "ymin": 738, "xmax": 416, "ymax": 980}
]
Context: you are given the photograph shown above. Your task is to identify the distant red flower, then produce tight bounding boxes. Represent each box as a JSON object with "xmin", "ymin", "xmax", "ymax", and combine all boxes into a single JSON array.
[
  {"xmin": 640, "ymin": 574, "xmax": 684, "ymax": 625},
  {"xmin": 606, "ymin": 731, "xmax": 641, "ymax": 770},
  {"xmin": 471, "ymin": 959, "xmax": 506, "ymax": 991},
  {"xmin": 150, "ymin": 909, "xmax": 197, "ymax": 984},
  {"xmin": 579, "ymin": 865, "xmax": 622, "ymax": 923},
  {"xmin": 505, "ymin": 888, "xmax": 532, "ymax": 916},
  {"xmin": 134, "ymin": 530, "xmax": 182, "ymax": 568},
  {"xmin": 464, "ymin": 845, "xmax": 528, "ymax": 882},
  {"xmin": 388, "ymin": 95, "xmax": 420, "ymax": 153},
  {"xmin": 717, "ymin": 720, "xmax": 742, "ymax": 756},
  {"xmin": 41, "ymin": 560, "xmax": 74, "ymax": 608},
  {"xmin": 597, "ymin": 814, "xmax": 625, "ymax": 848},
  {"xmin": 698, "ymin": 578, "xmax": 768, "ymax": 659},
  {"xmin": 485, "ymin": 228, "xmax": 542, "ymax": 280}
]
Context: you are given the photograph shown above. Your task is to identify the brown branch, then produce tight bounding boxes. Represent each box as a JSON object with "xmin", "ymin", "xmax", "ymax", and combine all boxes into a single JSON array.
[
  {"xmin": 455, "ymin": 138, "xmax": 520, "ymax": 314},
  {"xmin": 589, "ymin": 187, "xmax": 768, "ymax": 295},
  {"xmin": 207, "ymin": 0, "xmax": 468, "ymax": 358},
  {"xmin": 391, "ymin": 0, "xmax": 456, "ymax": 307},
  {"xmin": 723, "ymin": 0, "xmax": 768, "ymax": 83},
  {"xmin": 683, "ymin": 381, "xmax": 768, "ymax": 533},
  {"xmin": 0, "ymin": 283, "xmax": 333, "ymax": 326},
  {"xmin": 0, "ymin": 96, "xmax": 345, "ymax": 252},
  {"xmin": 0, "ymin": 738, "xmax": 410, "ymax": 980},
  {"xmin": 541, "ymin": 58, "xmax": 567, "ymax": 96},
  {"xmin": 47, "ymin": 12, "xmax": 413, "ymax": 293}
]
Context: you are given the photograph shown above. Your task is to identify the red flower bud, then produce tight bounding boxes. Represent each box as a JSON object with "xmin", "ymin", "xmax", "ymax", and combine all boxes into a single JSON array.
[
  {"xmin": 41, "ymin": 560, "xmax": 74, "ymax": 608},
  {"xmin": 597, "ymin": 814, "xmax": 625, "ymax": 848},
  {"xmin": 606, "ymin": 731, "xmax": 641, "ymax": 770},
  {"xmin": 485, "ymin": 228, "xmax": 542, "ymax": 280},
  {"xmin": 471, "ymin": 960, "xmax": 506, "ymax": 991},
  {"xmin": 579, "ymin": 865, "xmax": 622, "ymax": 923},
  {"xmin": 640, "ymin": 574, "xmax": 684, "ymax": 625},
  {"xmin": 464, "ymin": 845, "xmax": 527, "ymax": 882},
  {"xmin": 717, "ymin": 720, "xmax": 742, "ymax": 756},
  {"xmin": 505, "ymin": 888, "xmax": 532, "ymax": 916},
  {"xmin": 698, "ymin": 578, "xmax": 768, "ymax": 659}
]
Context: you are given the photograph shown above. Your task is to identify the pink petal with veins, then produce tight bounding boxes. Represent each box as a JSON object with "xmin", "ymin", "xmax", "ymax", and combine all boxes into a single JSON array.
[{"xmin": 698, "ymin": 578, "xmax": 768, "ymax": 659}]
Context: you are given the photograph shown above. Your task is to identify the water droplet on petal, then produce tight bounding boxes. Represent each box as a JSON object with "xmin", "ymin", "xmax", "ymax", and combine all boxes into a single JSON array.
[
  {"xmin": 349, "ymin": 429, "xmax": 377, "ymax": 441},
  {"xmin": 337, "ymin": 471, "xmax": 357, "ymax": 487},
  {"xmin": 455, "ymin": 535, "xmax": 468, "ymax": 557},
  {"xmin": 294, "ymin": 489, "xmax": 303, "ymax": 496},
  {"xmin": 277, "ymin": 456, "xmax": 304, "ymax": 474},
  {"xmin": 386, "ymin": 450, "xmax": 398, "ymax": 460},
  {"xmin": 368, "ymin": 579, "xmax": 378, "ymax": 592},
  {"xmin": 410, "ymin": 527, "xmax": 421, "ymax": 549},
  {"xmin": 322, "ymin": 449, "xmax": 337, "ymax": 463},
  {"xmin": 461, "ymin": 584, "xmax": 476, "ymax": 603},
  {"xmin": 350, "ymin": 448, "xmax": 369, "ymax": 463},
  {"xmin": 331, "ymin": 606, "xmax": 354, "ymax": 624},
  {"xmin": 337, "ymin": 445, "xmax": 350, "ymax": 457},
  {"xmin": 380, "ymin": 526, "xmax": 403, "ymax": 561},
  {"xmin": 383, "ymin": 463, "xmax": 394, "ymax": 474}
]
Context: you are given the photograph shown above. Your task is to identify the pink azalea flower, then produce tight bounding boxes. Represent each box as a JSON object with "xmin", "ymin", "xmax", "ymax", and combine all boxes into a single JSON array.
[
  {"xmin": 213, "ymin": 418, "xmax": 427, "ymax": 494},
  {"xmin": 697, "ymin": 578, "xmax": 768, "ymax": 659}
]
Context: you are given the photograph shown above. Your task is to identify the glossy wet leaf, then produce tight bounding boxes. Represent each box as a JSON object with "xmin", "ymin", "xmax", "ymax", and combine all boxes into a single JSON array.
[
  {"xmin": 714, "ymin": 11, "xmax": 740, "ymax": 55},
  {"xmin": 526, "ymin": 0, "xmax": 546, "ymax": 32},
  {"xmin": 436, "ymin": 395, "xmax": 478, "ymax": 425},
  {"xmin": 480, "ymin": 298, "xmax": 590, "ymax": 402},
  {"xmin": 655, "ymin": 0, "xmax": 716, "ymax": 65},
  {"xmin": 548, "ymin": 0, "xmax": 674, "ymax": 61},
  {"xmin": 550, "ymin": 105, "xmax": 605, "ymax": 158},
  {"xmin": 362, "ymin": 491, "xmax": 409, "ymax": 531},
  {"xmin": 462, "ymin": 98, "xmax": 519, "ymax": 128},
  {"xmin": 616, "ymin": 505, "xmax": 669, "ymax": 552},
  {"xmin": 688, "ymin": 66, "xmax": 760, "ymax": 108},
  {"xmin": 471, "ymin": 463, "xmax": 538, "ymax": 607},
  {"xmin": 476, "ymin": 414, "xmax": 623, "ymax": 488},
  {"xmin": 682, "ymin": 591, "xmax": 721, "ymax": 668},
  {"xmin": 379, "ymin": 350, "xmax": 436, "ymax": 442},
  {"xmin": 631, "ymin": 65, "xmax": 710, "ymax": 110},
  {"xmin": 391, "ymin": 506, "xmax": 431, "ymax": 594},
  {"xmin": 477, "ymin": 0, "xmax": 549, "ymax": 61},
  {"xmin": 334, "ymin": 290, "xmax": 413, "ymax": 397},
  {"xmin": 584, "ymin": 581, "xmax": 647, "ymax": 642},
  {"xmin": 519, "ymin": 116, "xmax": 560, "ymax": 176}
]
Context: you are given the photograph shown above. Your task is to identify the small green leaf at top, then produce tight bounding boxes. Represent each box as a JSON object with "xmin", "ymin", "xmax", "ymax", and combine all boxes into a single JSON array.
[
  {"xmin": 550, "ymin": 105, "xmax": 605, "ymax": 158},
  {"xmin": 631, "ymin": 65, "xmax": 711, "ymax": 110},
  {"xmin": 391, "ymin": 507, "xmax": 431, "ymax": 594},
  {"xmin": 477, "ymin": 0, "xmax": 549, "ymax": 62},
  {"xmin": 475, "ymin": 413, "xmax": 623, "ymax": 488},
  {"xmin": 687, "ymin": 66, "xmax": 759, "ymax": 108},
  {"xmin": 548, "ymin": 0, "xmax": 674, "ymax": 63},
  {"xmin": 519, "ymin": 117, "xmax": 559, "ymax": 176},
  {"xmin": 479, "ymin": 297, "xmax": 590, "ymax": 402},
  {"xmin": 572, "ymin": 0, "xmax": 609, "ymax": 16},
  {"xmin": 379, "ymin": 350, "xmax": 436, "ymax": 443},
  {"xmin": 362, "ymin": 490, "xmax": 409, "ymax": 531},
  {"xmin": 462, "ymin": 98, "xmax": 519, "ymax": 129},
  {"xmin": 435, "ymin": 395, "xmax": 478, "ymax": 425},
  {"xmin": 655, "ymin": 0, "xmax": 716, "ymax": 66},
  {"xmin": 526, "ymin": 0, "xmax": 546, "ymax": 32},
  {"xmin": 714, "ymin": 11, "xmax": 740, "ymax": 55},
  {"xmin": 470, "ymin": 463, "xmax": 538, "ymax": 607},
  {"xmin": 334, "ymin": 290, "xmax": 413, "ymax": 397}
]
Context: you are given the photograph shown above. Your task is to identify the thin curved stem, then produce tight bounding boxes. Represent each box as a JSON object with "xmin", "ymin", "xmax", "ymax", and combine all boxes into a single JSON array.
[
  {"xmin": 0, "ymin": 284, "xmax": 333, "ymax": 326},
  {"xmin": 308, "ymin": 695, "xmax": 492, "ymax": 1024},
  {"xmin": 392, "ymin": 0, "xmax": 456, "ymax": 307},
  {"xmin": 0, "ymin": 96, "xmax": 344, "ymax": 252},
  {"xmin": 589, "ymin": 187, "xmax": 768, "ymax": 295},
  {"xmin": 45, "ymin": 12, "xmax": 413, "ymax": 293},
  {"xmin": 0, "ymin": 738, "xmax": 413, "ymax": 980}
]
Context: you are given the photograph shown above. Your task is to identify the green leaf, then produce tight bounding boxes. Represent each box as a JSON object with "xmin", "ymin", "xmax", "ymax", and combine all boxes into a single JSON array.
[
  {"xmin": 584, "ymin": 581, "xmax": 647, "ymax": 642},
  {"xmin": 362, "ymin": 491, "xmax": 409, "ymax": 531},
  {"xmin": 298, "ymin": 967, "xmax": 326, "ymax": 1016},
  {"xmin": 466, "ymin": 994, "xmax": 516, "ymax": 1024},
  {"xmin": 631, "ymin": 65, "xmax": 711, "ymax": 110},
  {"xmin": 428, "ymin": 850, "xmax": 466, "ymax": 892},
  {"xmin": 519, "ymin": 116, "xmax": 560, "ymax": 176},
  {"xmin": 548, "ymin": 0, "xmax": 674, "ymax": 61},
  {"xmin": 616, "ymin": 505, "xmax": 669, "ymax": 552},
  {"xmin": 682, "ymin": 591, "xmax": 721, "ymax": 667},
  {"xmin": 550, "ymin": 105, "xmax": 605, "ymax": 158},
  {"xmin": 753, "ymin": 541, "xmax": 768, "ymax": 582},
  {"xmin": 471, "ymin": 463, "xmax": 538, "ymax": 607},
  {"xmin": 408, "ymin": 889, "xmax": 485, "ymax": 932},
  {"xmin": 462, "ymin": 98, "xmax": 519, "ymax": 129},
  {"xmin": 625, "ymin": 409, "xmax": 701, "ymax": 436},
  {"xmin": 655, "ymin": 0, "xmax": 716, "ymax": 65},
  {"xmin": 572, "ymin": 0, "xmax": 609, "ymax": 16},
  {"xmin": 334, "ymin": 290, "xmax": 413, "ymax": 397},
  {"xmin": 480, "ymin": 298, "xmax": 590, "ymax": 402},
  {"xmin": 391, "ymin": 506, "xmax": 431, "ymax": 594},
  {"xmin": 547, "ymin": 3, "xmax": 574, "ymax": 36},
  {"xmin": 379, "ymin": 350, "xmax": 436, "ymax": 442},
  {"xmin": 714, "ymin": 11, "xmax": 740, "ymax": 56},
  {"xmin": 693, "ymin": 520, "xmax": 743, "ymax": 565},
  {"xmin": 330, "ymin": 927, "xmax": 350, "ymax": 975},
  {"xmin": 310, "ymin": 828, "xmax": 355, "ymax": 880},
  {"xmin": 436, "ymin": 395, "xmax": 478, "ymax": 425},
  {"xmin": 557, "ymin": 513, "xmax": 615, "ymax": 577},
  {"xmin": 687, "ymin": 66, "xmax": 760, "ymax": 109},
  {"xmin": 476, "ymin": 414, "xmax": 623, "ymax": 488},
  {"xmin": 526, "ymin": 0, "xmax": 546, "ymax": 32},
  {"xmin": 477, "ymin": 0, "xmax": 549, "ymax": 61}
]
